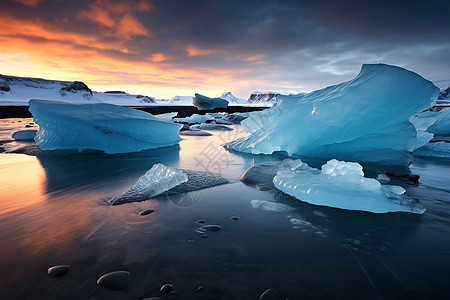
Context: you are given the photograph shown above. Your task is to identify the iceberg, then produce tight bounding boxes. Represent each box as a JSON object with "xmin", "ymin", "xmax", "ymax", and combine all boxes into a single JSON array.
[
  {"xmin": 225, "ymin": 64, "xmax": 440, "ymax": 165},
  {"xmin": 193, "ymin": 93, "xmax": 228, "ymax": 110},
  {"xmin": 29, "ymin": 99, "xmax": 182, "ymax": 154},
  {"xmin": 110, "ymin": 164, "xmax": 188, "ymax": 205},
  {"xmin": 273, "ymin": 159, "xmax": 425, "ymax": 214}
]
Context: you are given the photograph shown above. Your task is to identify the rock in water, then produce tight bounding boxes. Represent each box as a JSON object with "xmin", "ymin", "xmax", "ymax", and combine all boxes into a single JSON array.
[
  {"xmin": 28, "ymin": 99, "xmax": 182, "ymax": 154},
  {"xmin": 138, "ymin": 208, "xmax": 154, "ymax": 216},
  {"xmin": 48, "ymin": 265, "xmax": 70, "ymax": 277},
  {"xmin": 190, "ymin": 124, "xmax": 233, "ymax": 131},
  {"xmin": 179, "ymin": 130, "xmax": 212, "ymax": 136},
  {"xmin": 199, "ymin": 225, "xmax": 221, "ymax": 232},
  {"xmin": 160, "ymin": 283, "xmax": 174, "ymax": 294},
  {"xmin": 97, "ymin": 271, "xmax": 131, "ymax": 290},
  {"xmin": 259, "ymin": 288, "xmax": 284, "ymax": 300},
  {"xmin": 225, "ymin": 64, "xmax": 440, "ymax": 166},
  {"xmin": 162, "ymin": 169, "xmax": 229, "ymax": 195},
  {"xmin": 193, "ymin": 93, "xmax": 228, "ymax": 110},
  {"xmin": 110, "ymin": 164, "xmax": 188, "ymax": 205}
]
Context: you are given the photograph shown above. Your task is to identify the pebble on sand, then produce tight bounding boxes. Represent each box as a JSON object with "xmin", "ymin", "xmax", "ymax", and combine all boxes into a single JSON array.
[
  {"xmin": 97, "ymin": 271, "xmax": 131, "ymax": 290},
  {"xmin": 138, "ymin": 208, "xmax": 154, "ymax": 216},
  {"xmin": 160, "ymin": 283, "xmax": 174, "ymax": 294},
  {"xmin": 259, "ymin": 288, "xmax": 284, "ymax": 300},
  {"xmin": 200, "ymin": 225, "xmax": 221, "ymax": 232},
  {"xmin": 48, "ymin": 265, "xmax": 70, "ymax": 277}
]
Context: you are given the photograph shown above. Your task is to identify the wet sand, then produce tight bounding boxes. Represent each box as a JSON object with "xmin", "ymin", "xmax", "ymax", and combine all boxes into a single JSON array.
[{"xmin": 0, "ymin": 105, "xmax": 267, "ymax": 119}]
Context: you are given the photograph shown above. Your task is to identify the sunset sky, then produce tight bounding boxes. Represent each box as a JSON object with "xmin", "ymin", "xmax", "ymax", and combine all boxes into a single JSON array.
[{"xmin": 1, "ymin": 0, "xmax": 449, "ymax": 99}]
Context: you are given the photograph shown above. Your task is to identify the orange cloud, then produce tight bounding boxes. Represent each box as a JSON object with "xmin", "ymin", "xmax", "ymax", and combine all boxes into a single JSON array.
[
  {"xmin": 187, "ymin": 45, "xmax": 227, "ymax": 56},
  {"xmin": 243, "ymin": 54, "xmax": 267, "ymax": 62},
  {"xmin": 77, "ymin": 0, "xmax": 151, "ymax": 39},
  {"xmin": 151, "ymin": 53, "xmax": 168, "ymax": 62},
  {"xmin": 117, "ymin": 13, "xmax": 149, "ymax": 38}
]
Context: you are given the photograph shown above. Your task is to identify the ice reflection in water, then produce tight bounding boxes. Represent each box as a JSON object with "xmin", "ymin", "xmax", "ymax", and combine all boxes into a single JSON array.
[{"xmin": 0, "ymin": 119, "xmax": 449, "ymax": 299}]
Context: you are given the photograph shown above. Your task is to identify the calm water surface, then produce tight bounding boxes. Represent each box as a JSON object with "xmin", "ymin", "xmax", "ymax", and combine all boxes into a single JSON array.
[{"xmin": 0, "ymin": 118, "xmax": 449, "ymax": 299}]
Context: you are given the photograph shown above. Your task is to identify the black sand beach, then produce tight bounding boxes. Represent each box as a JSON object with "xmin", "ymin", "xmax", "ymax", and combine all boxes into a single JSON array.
[{"xmin": 0, "ymin": 105, "xmax": 267, "ymax": 119}]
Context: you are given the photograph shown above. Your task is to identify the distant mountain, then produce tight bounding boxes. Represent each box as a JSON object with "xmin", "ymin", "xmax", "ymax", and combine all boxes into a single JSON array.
[
  {"xmin": 435, "ymin": 83, "xmax": 450, "ymax": 108},
  {"xmin": 0, "ymin": 74, "xmax": 158, "ymax": 106},
  {"xmin": 247, "ymin": 91, "xmax": 280, "ymax": 105},
  {"xmin": 0, "ymin": 74, "xmax": 93, "ymax": 105},
  {"xmin": 220, "ymin": 92, "xmax": 246, "ymax": 104},
  {"xmin": 169, "ymin": 96, "xmax": 194, "ymax": 105}
]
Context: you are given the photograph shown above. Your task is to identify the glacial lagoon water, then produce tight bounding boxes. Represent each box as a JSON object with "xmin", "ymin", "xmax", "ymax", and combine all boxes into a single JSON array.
[{"xmin": 0, "ymin": 118, "xmax": 450, "ymax": 299}]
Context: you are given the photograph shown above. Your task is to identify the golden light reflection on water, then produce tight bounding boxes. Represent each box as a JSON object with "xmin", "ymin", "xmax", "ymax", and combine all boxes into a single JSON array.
[{"xmin": 0, "ymin": 154, "xmax": 46, "ymax": 214}]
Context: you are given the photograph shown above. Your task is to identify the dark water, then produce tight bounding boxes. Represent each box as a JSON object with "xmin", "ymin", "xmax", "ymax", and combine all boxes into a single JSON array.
[{"xmin": 0, "ymin": 119, "xmax": 450, "ymax": 299}]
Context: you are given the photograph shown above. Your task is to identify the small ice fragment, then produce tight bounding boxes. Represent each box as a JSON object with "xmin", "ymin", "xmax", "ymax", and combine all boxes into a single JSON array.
[
  {"xmin": 109, "ymin": 164, "xmax": 188, "ymax": 205},
  {"xmin": 12, "ymin": 129, "xmax": 37, "ymax": 141},
  {"xmin": 376, "ymin": 173, "xmax": 390, "ymax": 183},
  {"xmin": 250, "ymin": 199, "xmax": 295, "ymax": 212}
]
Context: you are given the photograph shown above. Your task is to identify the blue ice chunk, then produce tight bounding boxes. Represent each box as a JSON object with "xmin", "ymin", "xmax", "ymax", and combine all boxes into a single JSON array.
[
  {"xmin": 273, "ymin": 159, "xmax": 425, "ymax": 214},
  {"xmin": 109, "ymin": 163, "xmax": 188, "ymax": 205},
  {"xmin": 427, "ymin": 108, "xmax": 450, "ymax": 136},
  {"xmin": 225, "ymin": 64, "xmax": 439, "ymax": 165},
  {"xmin": 414, "ymin": 141, "xmax": 450, "ymax": 159},
  {"xmin": 29, "ymin": 99, "xmax": 182, "ymax": 154},
  {"xmin": 193, "ymin": 93, "xmax": 228, "ymax": 110}
]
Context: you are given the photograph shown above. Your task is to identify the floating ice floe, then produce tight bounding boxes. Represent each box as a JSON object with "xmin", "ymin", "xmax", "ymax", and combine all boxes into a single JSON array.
[
  {"xmin": 190, "ymin": 124, "xmax": 233, "ymax": 131},
  {"xmin": 110, "ymin": 164, "xmax": 188, "ymax": 205},
  {"xmin": 12, "ymin": 129, "xmax": 37, "ymax": 141},
  {"xmin": 29, "ymin": 99, "xmax": 182, "ymax": 154},
  {"xmin": 193, "ymin": 93, "xmax": 229, "ymax": 110},
  {"xmin": 273, "ymin": 159, "xmax": 425, "ymax": 214},
  {"xmin": 414, "ymin": 142, "xmax": 450, "ymax": 159},
  {"xmin": 415, "ymin": 108, "xmax": 450, "ymax": 137},
  {"xmin": 110, "ymin": 164, "xmax": 229, "ymax": 205},
  {"xmin": 173, "ymin": 114, "xmax": 214, "ymax": 124},
  {"xmin": 250, "ymin": 199, "xmax": 295, "ymax": 212},
  {"xmin": 155, "ymin": 112, "xmax": 178, "ymax": 120},
  {"xmin": 225, "ymin": 64, "xmax": 440, "ymax": 165}
]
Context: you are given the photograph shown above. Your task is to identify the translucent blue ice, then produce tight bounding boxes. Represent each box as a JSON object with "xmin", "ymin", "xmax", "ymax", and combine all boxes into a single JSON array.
[
  {"xmin": 273, "ymin": 159, "xmax": 425, "ymax": 214},
  {"xmin": 110, "ymin": 163, "xmax": 188, "ymax": 205},
  {"xmin": 29, "ymin": 99, "xmax": 182, "ymax": 154},
  {"xmin": 225, "ymin": 64, "xmax": 440, "ymax": 165}
]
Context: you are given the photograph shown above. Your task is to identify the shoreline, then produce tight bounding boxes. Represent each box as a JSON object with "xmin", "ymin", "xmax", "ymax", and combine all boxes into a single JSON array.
[{"xmin": 0, "ymin": 105, "xmax": 267, "ymax": 119}]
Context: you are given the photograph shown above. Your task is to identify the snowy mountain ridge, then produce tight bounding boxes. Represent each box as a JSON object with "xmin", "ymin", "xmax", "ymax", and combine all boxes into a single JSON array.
[{"xmin": 0, "ymin": 74, "xmax": 159, "ymax": 106}]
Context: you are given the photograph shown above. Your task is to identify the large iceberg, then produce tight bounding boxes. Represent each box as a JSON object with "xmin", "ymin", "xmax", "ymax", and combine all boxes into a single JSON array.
[
  {"xmin": 273, "ymin": 159, "xmax": 424, "ymax": 214},
  {"xmin": 29, "ymin": 99, "xmax": 182, "ymax": 154},
  {"xmin": 193, "ymin": 93, "xmax": 229, "ymax": 110},
  {"xmin": 225, "ymin": 64, "xmax": 440, "ymax": 165}
]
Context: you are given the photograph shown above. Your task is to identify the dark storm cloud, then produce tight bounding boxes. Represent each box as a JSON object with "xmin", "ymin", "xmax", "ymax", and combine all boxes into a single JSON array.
[{"xmin": 2, "ymin": 0, "xmax": 449, "ymax": 97}]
